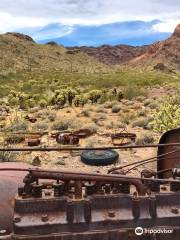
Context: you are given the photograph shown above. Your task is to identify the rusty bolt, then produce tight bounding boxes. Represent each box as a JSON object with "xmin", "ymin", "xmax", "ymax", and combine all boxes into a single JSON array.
[
  {"xmin": 41, "ymin": 214, "xmax": 49, "ymax": 222},
  {"xmin": 171, "ymin": 208, "xmax": 179, "ymax": 214},
  {"xmin": 14, "ymin": 216, "xmax": 21, "ymax": 223},
  {"xmin": 161, "ymin": 186, "xmax": 167, "ymax": 191},
  {"xmin": 44, "ymin": 190, "xmax": 52, "ymax": 196},
  {"xmin": 108, "ymin": 210, "xmax": 115, "ymax": 218}
]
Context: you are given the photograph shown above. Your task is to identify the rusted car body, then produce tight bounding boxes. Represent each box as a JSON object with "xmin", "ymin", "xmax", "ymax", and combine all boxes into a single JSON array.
[{"xmin": 0, "ymin": 128, "xmax": 180, "ymax": 240}]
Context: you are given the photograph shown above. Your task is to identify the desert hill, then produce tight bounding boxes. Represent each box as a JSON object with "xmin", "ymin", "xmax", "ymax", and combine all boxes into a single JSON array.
[
  {"xmin": 0, "ymin": 24, "xmax": 179, "ymax": 73},
  {"xmin": 0, "ymin": 32, "xmax": 108, "ymax": 73}
]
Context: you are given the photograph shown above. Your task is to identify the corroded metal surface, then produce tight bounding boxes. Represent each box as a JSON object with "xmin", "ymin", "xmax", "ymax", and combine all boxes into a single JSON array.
[
  {"xmin": 157, "ymin": 128, "xmax": 180, "ymax": 178},
  {"xmin": 0, "ymin": 163, "xmax": 30, "ymax": 234},
  {"xmin": 111, "ymin": 132, "xmax": 136, "ymax": 146},
  {"xmin": 56, "ymin": 133, "xmax": 79, "ymax": 145},
  {"xmin": 0, "ymin": 164, "xmax": 180, "ymax": 239}
]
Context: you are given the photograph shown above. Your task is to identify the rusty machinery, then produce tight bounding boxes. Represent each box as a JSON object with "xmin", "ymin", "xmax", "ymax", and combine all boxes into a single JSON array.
[
  {"xmin": 0, "ymin": 128, "xmax": 180, "ymax": 239},
  {"xmin": 111, "ymin": 128, "xmax": 136, "ymax": 146}
]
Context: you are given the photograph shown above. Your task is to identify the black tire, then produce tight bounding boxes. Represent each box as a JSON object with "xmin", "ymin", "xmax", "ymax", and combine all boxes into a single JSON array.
[{"xmin": 81, "ymin": 150, "xmax": 119, "ymax": 166}]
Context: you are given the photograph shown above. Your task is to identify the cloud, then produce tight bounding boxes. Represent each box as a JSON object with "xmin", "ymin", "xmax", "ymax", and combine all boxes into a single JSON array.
[
  {"xmin": 0, "ymin": 12, "xmax": 48, "ymax": 33},
  {"xmin": 152, "ymin": 19, "xmax": 180, "ymax": 33},
  {"xmin": 18, "ymin": 24, "xmax": 74, "ymax": 41},
  {"xmin": 37, "ymin": 21, "xmax": 171, "ymax": 46},
  {"xmin": 0, "ymin": 0, "xmax": 179, "ymax": 32}
]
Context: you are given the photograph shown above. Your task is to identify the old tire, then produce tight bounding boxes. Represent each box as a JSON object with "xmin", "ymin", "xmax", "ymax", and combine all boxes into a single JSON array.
[{"xmin": 81, "ymin": 150, "xmax": 119, "ymax": 166}]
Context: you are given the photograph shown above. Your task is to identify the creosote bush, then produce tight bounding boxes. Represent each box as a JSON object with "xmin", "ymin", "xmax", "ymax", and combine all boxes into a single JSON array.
[
  {"xmin": 0, "ymin": 151, "xmax": 17, "ymax": 162},
  {"xmin": 51, "ymin": 119, "xmax": 71, "ymax": 131},
  {"xmin": 112, "ymin": 104, "xmax": 121, "ymax": 113}
]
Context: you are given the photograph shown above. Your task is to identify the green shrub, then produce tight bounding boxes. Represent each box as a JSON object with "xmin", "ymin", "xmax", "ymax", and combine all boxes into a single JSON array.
[
  {"xmin": 148, "ymin": 102, "xmax": 159, "ymax": 109},
  {"xmin": 112, "ymin": 104, "xmax": 121, "ymax": 113},
  {"xmin": 96, "ymin": 106, "xmax": 107, "ymax": 113},
  {"xmin": 83, "ymin": 122, "xmax": 98, "ymax": 134},
  {"xmin": 136, "ymin": 133, "xmax": 154, "ymax": 145},
  {"xmin": 7, "ymin": 121, "xmax": 28, "ymax": 132},
  {"xmin": 66, "ymin": 88, "xmax": 77, "ymax": 106},
  {"xmin": 51, "ymin": 119, "xmax": 70, "ymax": 131},
  {"xmin": 92, "ymin": 113, "xmax": 107, "ymax": 123},
  {"xmin": 48, "ymin": 112, "xmax": 56, "ymax": 122},
  {"xmin": 4, "ymin": 134, "xmax": 25, "ymax": 144},
  {"xmin": 135, "ymin": 96, "xmax": 146, "ymax": 102},
  {"xmin": 0, "ymin": 151, "xmax": 17, "ymax": 162},
  {"xmin": 132, "ymin": 117, "xmax": 149, "ymax": 128},
  {"xmin": 39, "ymin": 99, "xmax": 48, "ymax": 108},
  {"xmin": 123, "ymin": 86, "xmax": 147, "ymax": 100},
  {"xmin": 29, "ymin": 107, "xmax": 41, "ymax": 114},
  {"xmin": 81, "ymin": 109, "xmax": 91, "ymax": 117},
  {"xmin": 87, "ymin": 90, "xmax": 102, "ymax": 104},
  {"xmin": 32, "ymin": 156, "xmax": 41, "ymax": 166},
  {"xmin": 32, "ymin": 122, "xmax": 48, "ymax": 131},
  {"xmin": 121, "ymin": 112, "xmax": 137, "ymax": 125},
  {"xmin": 74, "ymin": 95, "xmax": 86, "ymax": 107}
]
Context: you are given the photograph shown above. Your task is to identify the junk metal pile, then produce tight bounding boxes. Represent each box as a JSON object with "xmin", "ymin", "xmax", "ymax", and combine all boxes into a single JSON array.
[
  {"xmin": 2, "ymin": 128, "xmax": 137, "ymax": 147},
  {"xmin": 0, "ymin": 128, "xmax": 180, "ymax": 240}
]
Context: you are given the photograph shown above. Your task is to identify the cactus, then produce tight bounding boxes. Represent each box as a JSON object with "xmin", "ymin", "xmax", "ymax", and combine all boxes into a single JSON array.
[
  {"xmin": 88, "ymin": 90, "xmax": 102, "ymax": 104},
  {"xmin": 74, "ymin": 95, "xmax": 86, "ymax": 107},
  {"xmin": 150, "ymin": 95, "xmax": 180, "ymax": 133}
]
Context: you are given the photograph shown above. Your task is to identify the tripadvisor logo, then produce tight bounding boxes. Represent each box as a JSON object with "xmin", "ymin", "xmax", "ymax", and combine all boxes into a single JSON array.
[
  {"xmin": 135, "ymin": 227, "xmax": 143, "ymax": 236},
  {"xmin": 135, "ymin": 227, "xmax": 174, "ymax": 235}
]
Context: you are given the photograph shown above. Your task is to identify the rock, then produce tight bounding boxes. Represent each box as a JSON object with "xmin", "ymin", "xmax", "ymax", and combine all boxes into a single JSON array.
[
  {"xmin": 5, "ymin": 32, "xmax": 35, "ymax": 42},
  {"xmin": 172, "ymin": 24, "xmax": 180, "ymax": 38}
]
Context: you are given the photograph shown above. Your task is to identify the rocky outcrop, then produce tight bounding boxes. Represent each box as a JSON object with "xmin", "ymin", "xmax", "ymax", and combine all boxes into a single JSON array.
[
  {"xmin": 68, "ymin": 44, "xmax": 148, "ymax": 65},
  {"xmin": 5, "ymin": 32, "xmax": 35, "ymax": 42}
]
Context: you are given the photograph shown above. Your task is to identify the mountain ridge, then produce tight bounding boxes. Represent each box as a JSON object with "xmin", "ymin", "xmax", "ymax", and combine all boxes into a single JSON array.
[{"xmin": 0, "ymin": 23, "xmax": 179, "ymax": 72}]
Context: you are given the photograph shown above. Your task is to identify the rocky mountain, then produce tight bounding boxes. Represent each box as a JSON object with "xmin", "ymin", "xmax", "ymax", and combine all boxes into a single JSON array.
[
  {"xmin": 0, "ymin": 24, "xmax": 179, "ymax": 73},
  {"xmin": 67, "ymin": 44, "xmax": 148, "ymax": 65},
  {"xmin": 68, "ymin": 24, "xmax": 180, "ymax": 71},
  {"xmin": 128, "ymin": 24, "xmax": 180, "ymax": 71}
]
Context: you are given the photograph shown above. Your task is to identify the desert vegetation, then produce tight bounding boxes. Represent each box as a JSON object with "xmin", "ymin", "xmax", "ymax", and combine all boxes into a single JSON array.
[{"xmin": 0, "ymin": 29, "xmax": 179, "ymax": 172}]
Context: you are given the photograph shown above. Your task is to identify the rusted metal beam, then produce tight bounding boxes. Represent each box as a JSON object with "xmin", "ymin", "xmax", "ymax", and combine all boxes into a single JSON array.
[{"xmin": 0, "ymin": 143, "xmax": 180, "ymax": 151}]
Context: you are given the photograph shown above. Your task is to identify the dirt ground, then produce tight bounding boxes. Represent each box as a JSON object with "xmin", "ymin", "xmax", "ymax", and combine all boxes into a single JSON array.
[{"xmin": 1, "ymin": 85, "xmax": 174, "ymax": 177}]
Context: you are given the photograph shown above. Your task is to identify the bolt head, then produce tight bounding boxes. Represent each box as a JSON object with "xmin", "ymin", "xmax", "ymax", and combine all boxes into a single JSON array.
[
  {"xmin": 171, "ymin": 208, "xmax": 179, "ymax": 214},
  {"xmin": 14, "ymin": 216, "xmax": 21, "ymax": 223},
  {"xmin": 108, "ymin": 210, "xmax": 115, "ymax": 218},
  {"xmin": 41, "ymin": 214, "xmax": 49, "ymax": 222}
]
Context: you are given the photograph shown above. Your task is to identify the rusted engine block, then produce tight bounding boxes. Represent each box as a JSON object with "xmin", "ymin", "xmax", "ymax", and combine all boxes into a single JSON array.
[{"xmin": 1, "ymin": 168, "xmax": 180, "ymax": 240}]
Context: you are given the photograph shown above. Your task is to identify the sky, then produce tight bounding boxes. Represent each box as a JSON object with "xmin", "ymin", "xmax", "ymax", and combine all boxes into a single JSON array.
[{"xmin": 0, "ymin": 0, "xmax": 179, "ymax": 46}]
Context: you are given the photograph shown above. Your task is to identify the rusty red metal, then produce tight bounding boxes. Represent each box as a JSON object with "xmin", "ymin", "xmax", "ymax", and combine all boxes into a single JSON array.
[
  {"xmin": 56, "ymin": 133, "xmax": 79, "ymax": 145},
  {"xmin": 27, "ymin": 135, "xmax": 41, "ymax": 147},
  {"xmin": 0, "ymin": 163, "xmax": 30, "ymax": 234},
  {"xmin": 157, "ymin": 128, "xmax": 180, "ymax": 178},
  {"xmin": 111, "ymin": 131, "xmax": 136, "ymax": 146},
  {"xmin": 0, "ymin": 164, "xmax": 180, "ymax": 239}
]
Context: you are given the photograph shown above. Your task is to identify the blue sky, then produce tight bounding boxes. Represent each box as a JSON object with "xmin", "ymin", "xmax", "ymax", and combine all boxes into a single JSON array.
[{"xmin": 0, "ymin": 0, "xmax": 179, "ymax": 46}]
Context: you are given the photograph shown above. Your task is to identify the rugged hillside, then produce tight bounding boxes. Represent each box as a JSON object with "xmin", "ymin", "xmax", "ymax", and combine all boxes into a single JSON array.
[
  {"xmin": 129, "ymin": 24, "xmax": 180, "ymax": 71},
  {"xmin": 68, "ymin": 44, "xmax": 148, "ymax": 65},
  {"xmin": 0, "ymin": 24, "xmax": 179, "ymax": 73},
  {"xmin": 0, "ymin": 33, "xmax": 108, "ymax": 73}
]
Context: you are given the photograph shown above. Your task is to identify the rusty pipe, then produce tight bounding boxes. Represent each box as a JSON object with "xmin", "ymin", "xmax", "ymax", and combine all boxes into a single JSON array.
[
  {"xmin": 29, "ymin": 169, "xmax": 146, "ymax": 195},
  {"xmin": 0, "ymin": 143, "xmax": 180, "ymax": 152}
]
